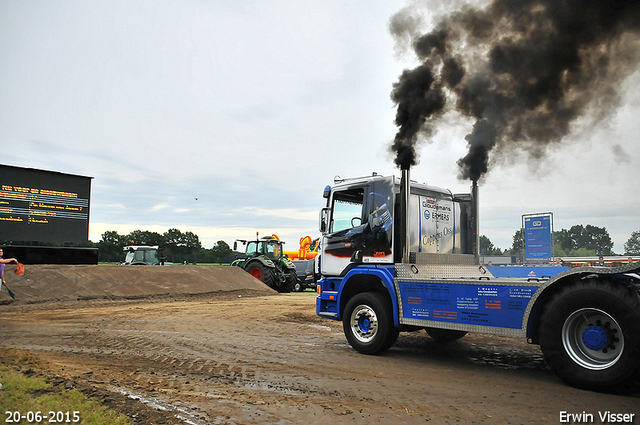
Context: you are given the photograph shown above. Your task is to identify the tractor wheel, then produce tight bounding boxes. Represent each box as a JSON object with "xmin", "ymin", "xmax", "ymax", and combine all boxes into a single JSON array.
[
  {"xmin": 343, "ymin": 292, "xmax": 399, "ymax": 355},
  {"xmin": 539, "ymin": 280, "xmax": 640, "ymax": 391},
  {"xmin": 425, "ymin": 328, "xmax": 468, "ymax": 343},
  {"xmin": 276, "ymin": 270, "xmax": 297, "ymax": 293},
  {"xmin": 246, "ymin": 262, "xmax": 275, "ymax": 289}
]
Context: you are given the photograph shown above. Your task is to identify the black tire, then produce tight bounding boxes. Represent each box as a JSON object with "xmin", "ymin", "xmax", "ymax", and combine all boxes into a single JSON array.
[
  {"xmin": 382, "ymin": 325, "xmax": 400, "ymax": 351},
  {"xmin": 539, "ymin": 280, "xmax": 640, "ymax": 391},
  {"xmin": 425, "ymin": 328, "xmax": 468, "ymax": 342},
  {"xmin": 246, "ymin": 262, "xmax": 275, "ymax": 289},
  {"xmin": 276, "ymin": 269, "xmax": 296, "ymax": 293},
  {"xmin": 343, "ymin": 292, "xmax": 399, "ymax": 355},
  {"xmin": 294, "ymin": 281, "xmax": 303, "ymax": 292}
]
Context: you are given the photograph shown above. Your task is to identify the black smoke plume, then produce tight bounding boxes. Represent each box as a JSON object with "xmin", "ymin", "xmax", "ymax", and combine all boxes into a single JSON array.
[{"xmin": 389, "ymin": 0, "xmax": 640, "ymax": 181}]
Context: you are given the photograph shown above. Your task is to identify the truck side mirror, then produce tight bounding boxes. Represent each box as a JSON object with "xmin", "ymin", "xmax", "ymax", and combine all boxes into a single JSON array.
[
  {"xmin": 233, "ymin": 241, "xmax": 237, "ymax": 251},
  {"xmin": 319, "ymin": 208, "xmax": 330, "ymax": 234},
  {"xmin": 351, "ymin": 217, "xmax": 362, "ymax": 228}
]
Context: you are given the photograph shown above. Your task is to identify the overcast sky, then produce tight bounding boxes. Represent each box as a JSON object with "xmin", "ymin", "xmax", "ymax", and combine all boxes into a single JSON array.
[{"xmin": 2, "ymin": 0, "xmax": 639, "ymax": 254}]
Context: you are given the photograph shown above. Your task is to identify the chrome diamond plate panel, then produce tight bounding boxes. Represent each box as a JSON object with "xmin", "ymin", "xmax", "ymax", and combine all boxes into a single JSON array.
[
  {"xmin": 396, "ymin": 262, "xmax": 492, "ymax": 280},
  {"xmin": 410, "ymin": 252, "xmax": 477, "ymax": 265}
]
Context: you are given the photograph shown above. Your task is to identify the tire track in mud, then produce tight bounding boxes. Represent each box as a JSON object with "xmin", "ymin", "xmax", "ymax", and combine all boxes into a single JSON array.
[
  {"xmin": 43, "ymin": 310, "xmax": 543, "ymax": 418},
  {"xmin": 66, "ymin": 322, "xmax": 381, "ymax": 424},
  {"xmin": 12, "ymin": 329, "xmax": 329, "ymax": 423},
  {"xmin": 93, "ymin": 324, "xmax": 331, "ymax": 397},
  {"xmin": 32, "ymin": 310, "xmax": 332, "ymax": 401}
]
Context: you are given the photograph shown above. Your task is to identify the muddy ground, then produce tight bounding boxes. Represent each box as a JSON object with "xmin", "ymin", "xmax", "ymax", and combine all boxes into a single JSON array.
[{"xmin": 0, "ymin": 265, "xmax": 639, "ymax": 424}]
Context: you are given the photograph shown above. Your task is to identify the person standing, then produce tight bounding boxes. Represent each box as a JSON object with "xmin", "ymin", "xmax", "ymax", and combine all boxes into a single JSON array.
[{"xmin": 0, "ymin": 248, "xmax": 19, "ymax": 292}]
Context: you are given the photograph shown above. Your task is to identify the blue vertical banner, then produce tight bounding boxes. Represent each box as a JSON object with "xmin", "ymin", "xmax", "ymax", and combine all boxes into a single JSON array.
[{"xmin": 523, "ymin": 213, "xmax": 553, "ymax": 263}]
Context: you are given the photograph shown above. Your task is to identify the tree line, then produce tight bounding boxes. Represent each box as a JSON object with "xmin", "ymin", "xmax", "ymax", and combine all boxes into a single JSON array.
[
  {"xmin": 481, "ymin": 225, "xmax": 640, "ymax": 257},
  {"xmin": 1, "ymin": 229, "xmax": 235, "ymax": 264},
  {"xmin": 96, "ymin": 229, "xmax": 234, "ymax": 264}
]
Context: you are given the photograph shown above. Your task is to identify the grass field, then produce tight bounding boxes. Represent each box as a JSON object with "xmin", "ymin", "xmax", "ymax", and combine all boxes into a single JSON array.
[{"xmin": 0, "ymin": 363, "xmax": 131, "ymax": 425}]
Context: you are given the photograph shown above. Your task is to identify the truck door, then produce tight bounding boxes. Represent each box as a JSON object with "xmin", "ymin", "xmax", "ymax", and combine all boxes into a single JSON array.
[
  {"xmin": 321, "ymin": 186, "xmax": 365, "ymax": 276},
  {"xmin": 321, "ymin": 178, "xmax": 394, "ymax": 276}
]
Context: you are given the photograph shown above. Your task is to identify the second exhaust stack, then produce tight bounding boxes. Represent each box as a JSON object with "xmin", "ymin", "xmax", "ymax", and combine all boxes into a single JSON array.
[
  {"xmin": 471, "ymin": 180, "xmax": 479, "ymax": 263},
  {"xmin": 401, "ymin": 167, "xmax": 411, "ymax": 263}
]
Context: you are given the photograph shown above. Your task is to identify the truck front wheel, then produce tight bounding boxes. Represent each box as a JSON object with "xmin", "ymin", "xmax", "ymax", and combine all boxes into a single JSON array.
[
  {"xmin": 539, "ymin": 280, "xmax": 640, "ymax": 391},
  {"xmin": 343, "ymin": 292, "xmax": 399, "ymax": 355}
]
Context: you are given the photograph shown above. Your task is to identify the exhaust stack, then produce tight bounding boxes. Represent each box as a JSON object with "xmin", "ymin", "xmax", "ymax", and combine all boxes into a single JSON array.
[
  {"xmin": 471, "ymin": 180, "xmax": 479, "ymax": 263},
  {"xmin": 401, "ymin": 167, "xmax": 411, "ymax": 263}
]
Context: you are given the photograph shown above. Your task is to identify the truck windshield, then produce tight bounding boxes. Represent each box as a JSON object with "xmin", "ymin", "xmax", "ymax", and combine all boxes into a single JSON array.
[
  {"xmin": 331, "ymin": 188, "xmax": 364, "ymax": 233},
  {"xmin": 323, "ymin": 178, "xmax": 394, "ymax": 261}
]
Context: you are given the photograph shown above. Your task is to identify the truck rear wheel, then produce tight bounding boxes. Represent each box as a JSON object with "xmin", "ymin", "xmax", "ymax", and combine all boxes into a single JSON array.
[
  {"xmin": 343, "ymin": 292, "xmax": 399, "ymax": 355},
  {"xmin": 539, "ymin": 280, "xmax": 640, "ymax": 391}
]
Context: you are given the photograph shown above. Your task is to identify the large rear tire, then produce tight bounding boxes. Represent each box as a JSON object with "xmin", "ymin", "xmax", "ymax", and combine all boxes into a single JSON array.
[
  {"xmin": 343, "ymin": 292, "xmax": 399, "ymax": 355},
  {"xmin": 539, "ymin": 280, "xmax": 640, "ymax": 391},
  {"xmin": 246, "ymin": 262, "xmax": 275, "ymax": 289}
]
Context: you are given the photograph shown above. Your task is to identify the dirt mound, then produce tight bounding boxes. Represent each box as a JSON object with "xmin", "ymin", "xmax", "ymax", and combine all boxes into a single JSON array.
[{"xmin": 0, "ymin": 264, "xmax": 276, "ymax": 305}]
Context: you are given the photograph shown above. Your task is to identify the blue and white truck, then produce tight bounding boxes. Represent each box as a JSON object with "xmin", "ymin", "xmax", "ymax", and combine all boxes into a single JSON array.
[{"xmin": 315, "ymin": 170, "xmax": 640, "ymax": 391}]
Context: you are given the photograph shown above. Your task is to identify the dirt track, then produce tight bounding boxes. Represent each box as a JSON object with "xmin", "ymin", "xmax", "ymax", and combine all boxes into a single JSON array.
[{"xmin": 1, "ymin": 266, "xmax": 639, "ymax": 424}]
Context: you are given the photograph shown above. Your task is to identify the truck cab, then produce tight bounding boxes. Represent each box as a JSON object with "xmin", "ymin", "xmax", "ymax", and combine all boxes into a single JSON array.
[{"xmin": 318, "ymin": 174, "xmax": 473, "ymax": 276}]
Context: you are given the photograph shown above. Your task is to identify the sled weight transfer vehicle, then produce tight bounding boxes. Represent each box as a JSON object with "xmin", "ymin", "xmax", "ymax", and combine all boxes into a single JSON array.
[
  {"xmin": 315, "ymin": 170, "xmax": 640, "ymax": 392},
  {"xmin": 232, "ymin": 234, "xmax": 297, "ymax": 293}
]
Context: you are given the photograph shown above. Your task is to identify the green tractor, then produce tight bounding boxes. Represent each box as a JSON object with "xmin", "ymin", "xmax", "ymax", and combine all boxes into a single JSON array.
[{"xmin": 231, "ymin": 234, "xmax": 297, "ymax": 293}]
